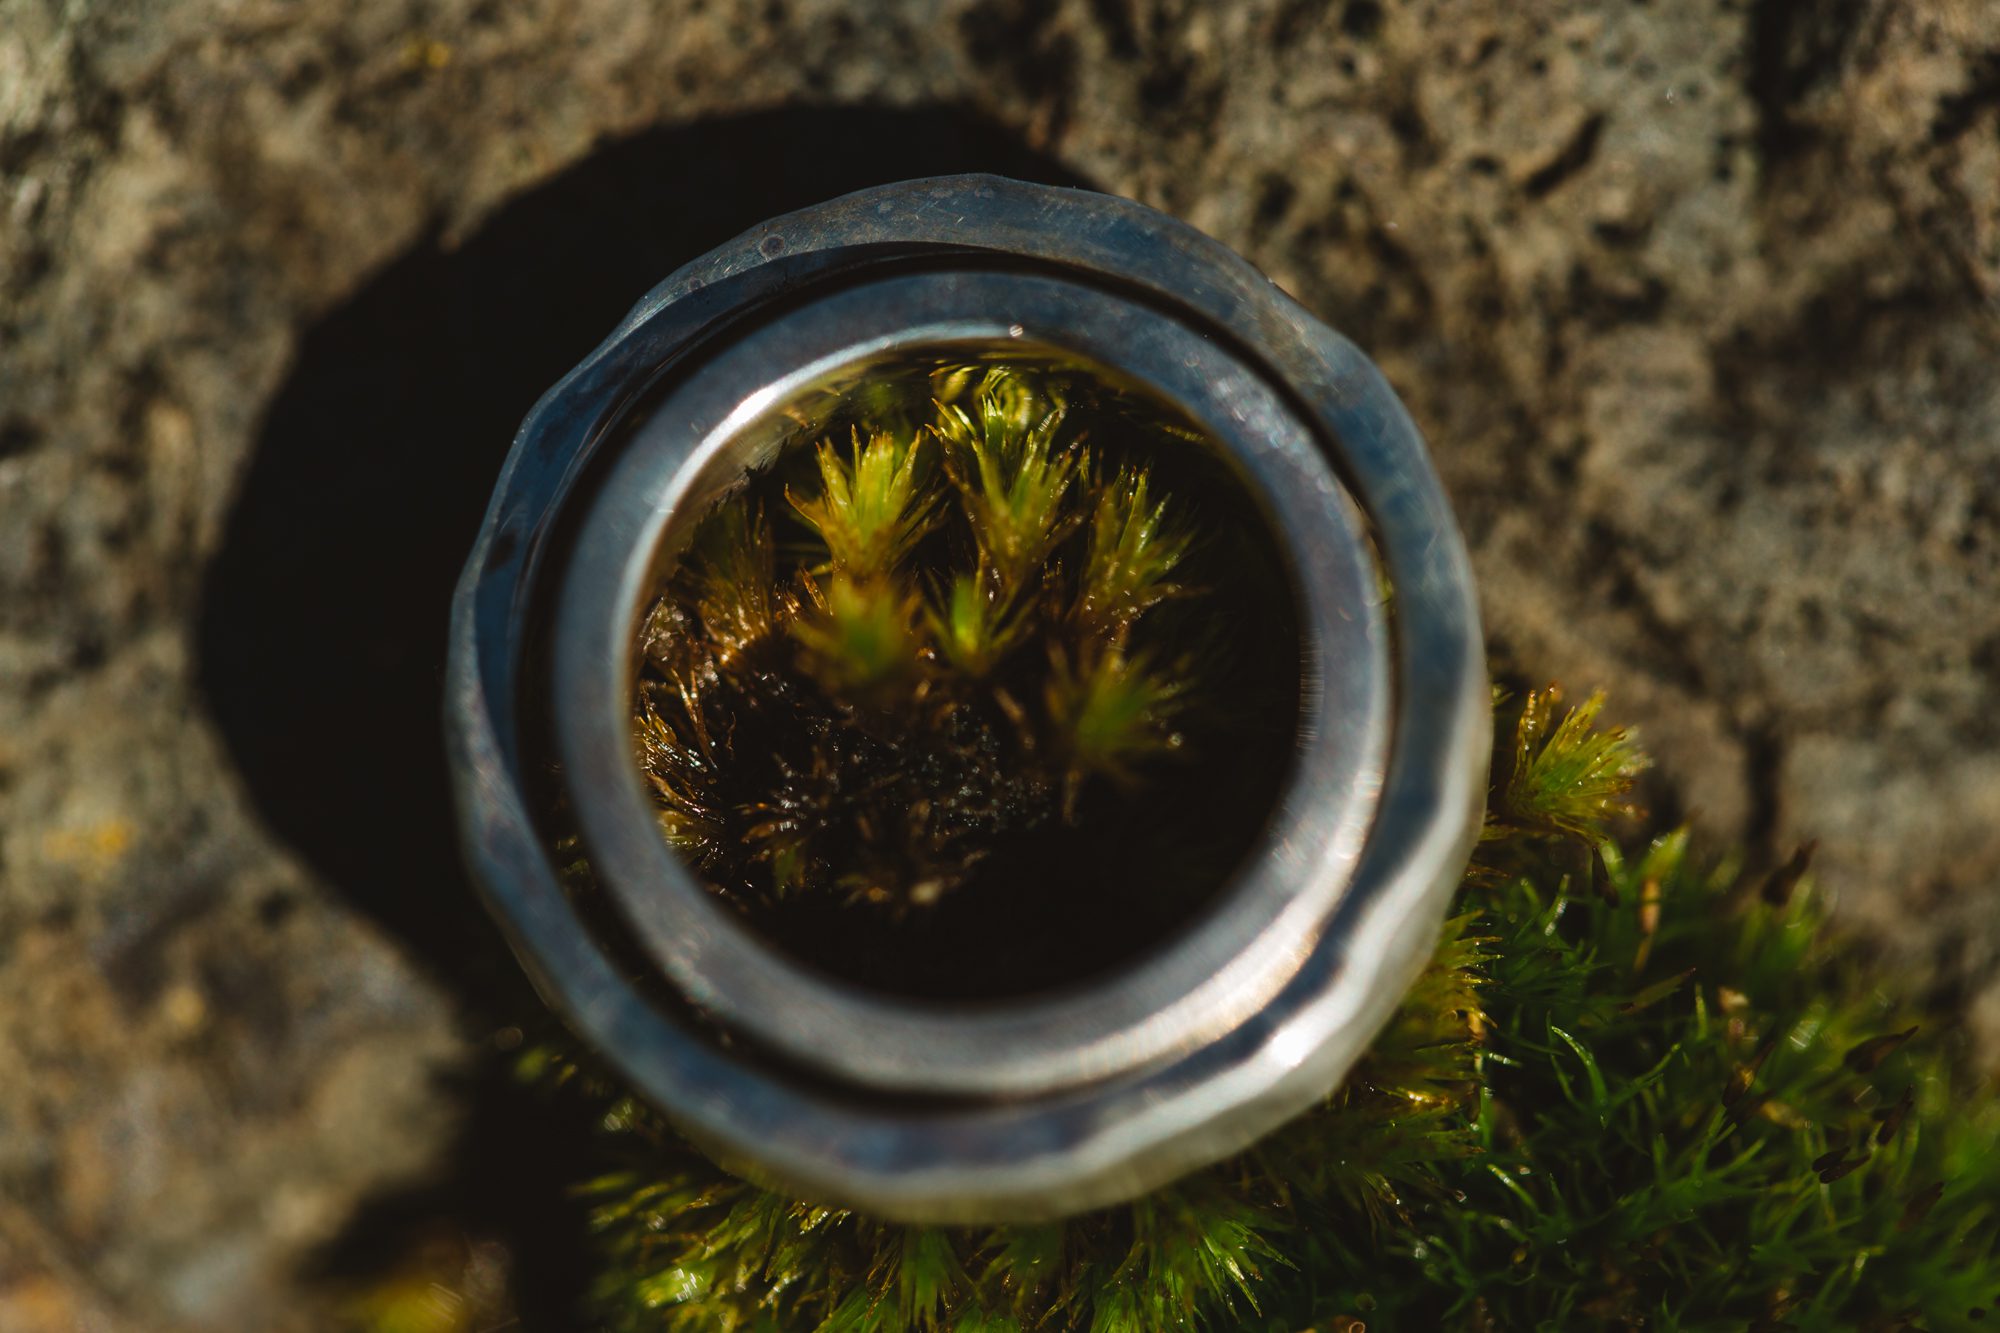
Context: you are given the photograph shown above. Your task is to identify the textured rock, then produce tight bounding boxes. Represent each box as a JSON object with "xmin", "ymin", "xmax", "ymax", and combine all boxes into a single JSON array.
[{"xmin": 2, "ymin": 0, "xmax": 1997, "ymax": 1324}]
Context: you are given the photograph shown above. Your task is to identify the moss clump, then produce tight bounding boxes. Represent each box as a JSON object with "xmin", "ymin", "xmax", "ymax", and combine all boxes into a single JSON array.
[
  {"xmin": 527, "ymin": 685, "xmax": 2000, "ymax": 1332},
  {"xmin": 628, "ymin": 361, "xmax": 1301, "ymax": 998}
]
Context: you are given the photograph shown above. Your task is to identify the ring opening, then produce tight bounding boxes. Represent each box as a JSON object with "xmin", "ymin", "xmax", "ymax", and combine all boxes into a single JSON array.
[{"xmin": 625, "ymin": 343, "xmax": 1306, "ymax": 1000}]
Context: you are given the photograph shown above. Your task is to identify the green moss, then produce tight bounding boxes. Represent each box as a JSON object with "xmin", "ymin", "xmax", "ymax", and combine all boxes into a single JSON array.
[
  {"xmin": 620, "ymin": 363, "xmax": 1303, "ymax": 999},
  {"xmin": 635, "ymin": 366, "xmax": 1211, "ymax": 917},
  {"xmin": 531, "ymin": 685, "xmax": 2000, "ymax": 1331}
]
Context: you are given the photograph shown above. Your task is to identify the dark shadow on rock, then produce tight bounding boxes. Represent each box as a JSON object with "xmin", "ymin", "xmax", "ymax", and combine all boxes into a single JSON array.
[
  {"xmin": 199, "ymin": 104, "xmax": 1089, "ymax": 1011},
  {"xmin": 298, "ymin": 1047, "xmax": 611, "ymax": 1326},
  {"xmin": 198, "ymin": 104, "xmax": 1090, "ymax": 1323}
]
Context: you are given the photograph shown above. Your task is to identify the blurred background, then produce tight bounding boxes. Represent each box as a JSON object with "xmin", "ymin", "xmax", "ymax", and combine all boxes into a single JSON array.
[{"xmin": 2, "ymin": 0, "xmax": 1996, "ymax": 1327}]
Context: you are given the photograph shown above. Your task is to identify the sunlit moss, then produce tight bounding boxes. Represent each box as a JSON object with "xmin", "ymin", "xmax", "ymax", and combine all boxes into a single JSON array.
[
  {"xmin": 788, "ymin": 429, "xmax": 939, "ymax": 580},
  {"xmin": 934, "ymin": 382, "xmax": 1081, "ymax": 603},
  {"xmin": 1074, "ymin": 463, "xmax": 1192, "ymax": 637},
  {"xmin": 631, "ymin": 365, "xmax": 1215, "ymax": 918},
  {"xmin": 536, "ymin": 686, "xmax": 2000, "ymax": 1331}
]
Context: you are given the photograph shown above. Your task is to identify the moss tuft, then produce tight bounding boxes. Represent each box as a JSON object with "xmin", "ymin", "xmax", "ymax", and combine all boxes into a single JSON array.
[
  {"xmin": 533, "ymin": 684, "xmax": 1999, "ymax": 1331},
  {"xmin": 627, "ymin": 363, "xmax": 1290, "ymax": 945}
]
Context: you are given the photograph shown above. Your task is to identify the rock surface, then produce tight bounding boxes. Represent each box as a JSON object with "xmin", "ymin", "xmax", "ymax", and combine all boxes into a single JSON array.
[{"xmin": 2, "ymin": 0, "xmax": 1997, "ymax": 1325}]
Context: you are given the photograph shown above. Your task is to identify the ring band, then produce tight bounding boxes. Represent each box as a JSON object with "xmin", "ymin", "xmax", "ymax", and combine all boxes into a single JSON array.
[{"xmin": 446, "ymin": 175, "xmax": 1488, "ymax": 1222}]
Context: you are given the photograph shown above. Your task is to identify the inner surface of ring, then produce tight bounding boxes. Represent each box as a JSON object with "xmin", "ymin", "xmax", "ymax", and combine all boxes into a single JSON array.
[{"xmin": 628, "ymin": 343, "xmax": 1306, "ymax": 1000}]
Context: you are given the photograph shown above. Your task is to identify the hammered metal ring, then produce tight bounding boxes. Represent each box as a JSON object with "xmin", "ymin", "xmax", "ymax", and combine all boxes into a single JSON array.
[{"xmin": 445, "ymin": 174, "xmax": 1488, "ymax": 1222}]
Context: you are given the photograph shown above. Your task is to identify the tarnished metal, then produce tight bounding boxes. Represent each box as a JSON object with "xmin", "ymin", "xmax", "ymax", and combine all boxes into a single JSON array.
[{"xmin": 445, "ymin": 175, "xmax": 1488, "ymax": 1222}]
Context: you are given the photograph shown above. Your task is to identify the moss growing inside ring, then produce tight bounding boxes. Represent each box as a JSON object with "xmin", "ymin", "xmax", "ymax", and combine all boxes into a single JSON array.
[{"xmin": 626, "ymin": 359, "xmax": 1303, "ymax": 999}]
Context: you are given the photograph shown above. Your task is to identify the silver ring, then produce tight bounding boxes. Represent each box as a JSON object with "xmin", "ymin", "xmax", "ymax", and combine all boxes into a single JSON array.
[{"xmin": 446, "ymin": 175, "xmax": 1488, "ymax": 1221}]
